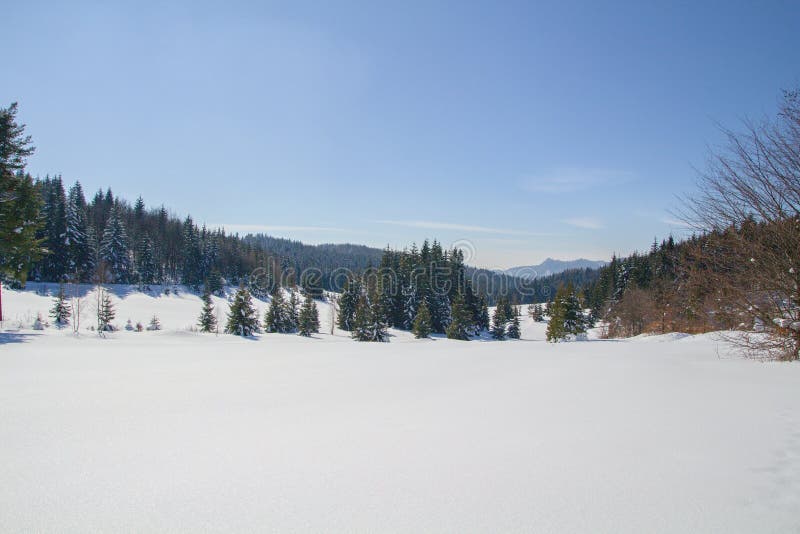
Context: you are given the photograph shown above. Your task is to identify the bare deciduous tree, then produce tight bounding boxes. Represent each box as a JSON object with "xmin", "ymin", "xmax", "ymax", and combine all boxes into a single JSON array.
[{"xmin": 681, "ymin": 90, "xmax": 800, "ymax": 360}]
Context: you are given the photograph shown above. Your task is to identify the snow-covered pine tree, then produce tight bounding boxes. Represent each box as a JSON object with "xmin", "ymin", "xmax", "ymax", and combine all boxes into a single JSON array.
[
  {"xmin": 445, "ymin": 293, "xmax": 471, "ymax": 340},
  {"xmin": 226, "ymin": 285, "xmax": 260, "ymax": 336},
  {"xmin": 198, "ymin": 287, "xmax": 217, "ymax": 333},
  {"xmin": 412, "ymin": 299, "xmax": 432, "ymax": 339},
  {"xmin": 287, "ymin": 291, "xmax": 299, "ymax": 332},
  {"xmin": 476, "ymin": 295, "xmax": 490, "ymax": 332},
  {"xmin": 337, "ymin": 276, "xmax": 360, "ymax": 331},
  {"xmin": 65, "ymin": 182, "xmax": 92, "ymax": 281},
  {"xmin": 265, "ymin": 286, "xmax": 291, "ymax": 333},
  {"xmin": 147, "ymin": 315, "xmax": 162, "ymax": 331},
  {"xmin": 50, "ymin": 284, "xmax": 71, "ymax": 326},
  {"xmin": 181, "ymin": 216, "xmax": 203, "ymax": 288},
  {"xmin": 297, "ymin": 294, "xmax": 320, "ymax": 336},
  {"xmin": 491, "ymin": 306, "xmax": 507, "ymax": 340},
  {"xmin": 97, "ymin": 289, "xmax": 115, "ymax": 332},
  {"xmin": 546, "ymin": 283, "xmax": 588, "ymax": 342},
  {"xmin": 99, "ymin": 206, "xmax": 131, "ymax": 283},
  {"xmin": 352, "ymin": 294, "xmax": 388, "ymax": 342},
  {"xmin": 507, "ymin": 313, "xmax": 521, "ymax": 339},
  {"xmin": 135, "ymin": 235, "xmax": 157, "ymax": 289}
]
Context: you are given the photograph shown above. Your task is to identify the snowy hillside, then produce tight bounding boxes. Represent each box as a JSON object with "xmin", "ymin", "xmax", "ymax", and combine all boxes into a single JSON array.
[{"xmin": 2, "ymin": 285, "xmax": 800, "ymax": 532}]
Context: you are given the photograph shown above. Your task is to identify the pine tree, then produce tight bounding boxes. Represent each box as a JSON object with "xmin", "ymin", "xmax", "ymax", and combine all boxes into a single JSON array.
[
  {"xmin": 198, "ymin": 286, "xmax": 217, "ymax": 333},
  {"xmin": 297, "ymin": 294, "xmax": 320, "ymax": 336},
  {"xmin": 412, "ymin": 299, "xmax": 432, "ymax": 339},
  {"xmin": 337, "ymin": 276, "xmax": 360, "ymax": 331},
  {"xmin": 445, "ymin": 293, "xmax": 471, "ymax": 340},
  {"xmin": 181, "ymin": 216, "xmax": 202, "ymax": 287},
  {"xmin": 546, "ymin": 284, "xmax": 588, "ymax": 342},
  {"xmin": 226, "ymin": 285, "xmax": 260, "ymax": 336},
  {"xmin": 65, "ymin": 182, "xmax": 91, "ymax": 280},
  {"xmin": 507, "ymin": 313, "xmax": 521, "ymax": 339},
  {"xmin": 50, "ymin": 284, "xmax": 71, "ymax": 326},
  {"xmin": 99, "ymin": 205, "xmax": 131, "ymax": 283},
  {"xmin": 352, "ymin": 294, "xmax": 388, "ymax": 342},
  {"xmin": 97, "ymin": 289, "xmax": 115, "ymax": 332},
  {"xmin": 476, "ymin": 295, "xmax": 490, "ymax": 331},
  {"xmin": 287, "ymin": 291, "xmax": 299, "ymax": 331},
  {"xmin": 135, "ymin": 235, "xmax": 157, "ymax": 288},
  {"xmin": 147, "ymin": 315, "xmax": 162, "ymax": 331},
  {"xmin": 491, "ymin": 306, "xmax": 507, "ymax": 340},
  {"xmin": 0, "ymin": 103, "xmax": 44, "ymax": 284},
  {"xmin": 265, "ymin": 286, "xmax": 291, "ymax": 333}
]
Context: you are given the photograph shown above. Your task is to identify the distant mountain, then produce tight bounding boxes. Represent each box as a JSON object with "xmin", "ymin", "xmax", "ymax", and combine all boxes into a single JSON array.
[{"xmin": 503, "ymin": 258, "xmax": 607, "ymax": 278}]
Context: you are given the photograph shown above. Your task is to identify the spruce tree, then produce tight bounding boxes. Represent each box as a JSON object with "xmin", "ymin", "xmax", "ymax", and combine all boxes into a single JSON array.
[
  {"xmin": 65, "ymin": 182, "xmax": 91, "ymax": 281},
  {"xmin": 265, "ymin": 286, "xmax": 291, "ymax": 333},
  {"xmin": 546, "ymin": 284, "xmax": 588, "ymax": 342},
  {"xmin": 0, "ymin": 102, "xmax": 43, "ymax": 283},
  {"xmin": 352, "ymin": 294, "xmax": 388, "ymax": 342},
  {"xmin": 99, "ymin": 205, "xmax": 131, "ymax": 283},
  {"xmin": 445, "ymin": 293, "xmax": 471, "ymax": 340},
  {"xmin": 507, "ymin": 313, "xmax": 521, "ymax": 339},
  {"xmin": 97, "ymin": 289, "xmax": 115, "ymax": 332},
  {"xmin": 50, "ymin": 284, "xmax": 71, "ymax": 327},
  {"xmin": 491, "ymin": 306, "xmax": 507, "ymax": 340},
  {"xmin": 147, "ymin": 315, "xmax": 162, "ymax": 331},
  {"xmin": 297, "ymin": 294, "xmax": 320, "ymax": 336},
  {"xmin": 135, "ymin": 235, "xmax": 157, "ymax": 288},
  {"xmin": 476, "ymin": 295, "xmax": 490, "ymax": 331},
  {"xmin": 411, "ymin": 299, "xmax": 432, "ymax": 339},
  {"xmin": 287, "ymin": 291, "xmax": 299, "ymax": 331},
  {"xmin": 198, "ymin": 287, "xmax": 217, "ymax": 333},
  {"xmin": 337, "ymin": 276, "xmax": 360, "ymax": 331},
  {"xmin": 226, "ymin": 285, "xmax": 260, "ymax": 336}
]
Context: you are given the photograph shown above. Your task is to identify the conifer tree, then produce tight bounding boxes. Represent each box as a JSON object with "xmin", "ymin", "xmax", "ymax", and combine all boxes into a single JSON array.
[
  {"xmin": 507, "ymin": 313, "xmax": 521, "ymax": 339},
  {"xmin": 135, "ymin": 235, "xmax": 157, "ymax": 288},
  {"xmin": 0, "ymin": 102, "xmax": 43, "ymax": 284},
  {"xmin": 147, "ymin": 315, "xmax": 162, "ymax": 331},
  {"xmin": 352, "ymin": 294, "xmax": 388, "ymax": 342},
  {"xmin": 412, "ymin": 299, "xmax": 432, "ymax": 339},
  {"xmin": 65, "ymin": 182, "xmax": 91, "ymax": 280},
  {"xmin": 476, "ymin": 295, "xmax": 490, "ymax": 331},
  {"xmin": 50, "ymin": 284, "xmax": 71, "ymax": 326},
  {"xmin": 297, "ymin": 294, "xmax": 320, "ymax": 336},
  {"xmin": 226, "ymin": 285, "xmax": 260, "ymax": 336},
  {"xmin": 97, "ymin": 289, "xmax": 115, "ymax": 332},
  {"xmin": 445, "ymin": 293, "xmax": 471, "ymax": 340},
  {"xmin": 546, "ymin": 284, "xmax": 588, "ymax": 342},
  {"xmin": 265, "ymin": 286, "xmax": 291, "ymax": 333},
  {"xmin": 491, "ymin": 306, "xmax": 507, "ymax": 340},
  {"xmin": 198, "ymin": 286, "xmax": 217, "ymax": 333},
  {"xmin": 337, "ymin": 276, "xmax": 360, "ymax": 331},
  {"xmin": 287, "ymin": 291, "xmax": 299, "ymax": 331},
  {"xmin": 99, "ymin": 205, "xmax": 131, "ymax": 283}
]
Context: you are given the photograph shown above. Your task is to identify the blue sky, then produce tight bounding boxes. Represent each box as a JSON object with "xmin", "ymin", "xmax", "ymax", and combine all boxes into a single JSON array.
[{"xmin": 2, "ymin": 0, "xmax": 798, "ymax": 269}]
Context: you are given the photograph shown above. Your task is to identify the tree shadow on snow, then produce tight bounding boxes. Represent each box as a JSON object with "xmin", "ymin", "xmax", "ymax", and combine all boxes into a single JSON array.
[{"xmin": 0, "ymin": 332, "xmax": 41, "ymax": 345}]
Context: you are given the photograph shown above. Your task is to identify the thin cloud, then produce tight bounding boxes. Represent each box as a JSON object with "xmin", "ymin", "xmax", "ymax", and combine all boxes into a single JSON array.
[
  {"xmin": 660, "ymin": 217, "xmax": 692, "ymax": 228},
  {"xmin": 521, "ymin": 167, "xmax": 633, "ymax": 193},
  {"xmin": 562, "ymin": 217, "xmax": 604, "ymax": 230},
  {"xmin": 375, "ymin": 219, "xmax": 549, "ymax": 236},
  {"xmin": 211, "ymin": 224, "xmax": 348, "ymax": 234}
]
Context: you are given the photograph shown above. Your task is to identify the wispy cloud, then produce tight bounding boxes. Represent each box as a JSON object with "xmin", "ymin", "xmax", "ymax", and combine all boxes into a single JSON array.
[
  {"xmin": 660, "ymin": 217, "xmax": 691, "ymax": 228},
  {"xmin": 211, "ymin": 224, "xmax": 348, "ymax": 235},
  {"xmin": 562, "ymin": 217, "xmax": 604, "ymax": 230},
  {"xmin": 521, "ymin": 167, "xmax": 633, "ymax": 193},
  {"xmin": 375, "ymin": 219, "xmax": 548, "ymax": 236}
]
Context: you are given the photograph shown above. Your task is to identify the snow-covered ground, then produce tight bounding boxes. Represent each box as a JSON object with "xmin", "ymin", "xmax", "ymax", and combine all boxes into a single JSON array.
[{"xmin": 2, "ymin": 284, "xmax": 800, "ymax": 532}]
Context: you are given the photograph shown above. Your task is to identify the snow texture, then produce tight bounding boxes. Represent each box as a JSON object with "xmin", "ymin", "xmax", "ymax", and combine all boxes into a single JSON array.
[{"xmin": 1, "ymin": 284, "xmax": 800, "ymax": 532}]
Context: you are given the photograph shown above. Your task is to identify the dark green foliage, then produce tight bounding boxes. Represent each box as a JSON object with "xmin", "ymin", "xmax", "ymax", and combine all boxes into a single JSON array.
[
  {"xmin": 337, "ymin": 276, "xmax": 360, "ymax": 331},
  {"xmin": 352, "ymin": 294, "xmax": 388, "ymax": 342},
  {"xmin": 225, "ymin": 285, "xmax": 260, "ymax": 336},
  {"xmin": 491, "ymin": 306, "xmax": 507, "ymax": 340},
  {"xmin": 546, "ymin": 284, "xmax": 588, "ymax": 342},
  {"xmin": 507, "ymin": 313, "xmax": 521, "ymax": 339},
  {"xmin": 50, "ymin": 284, "xmax": 71, "ymax": 326},
  {"xmin": 411, "ymin": 299, "xmax": 432, "ymax": 338},
  {"xmin": 445, "ymin": 293, "xmax": 471, "ymax": 340},
  {"xmin": 297, "ymin": 294, "xmax": 320, "ymax": 336},
  {"xmin": 198, "ymin": 287, "xmax": 217, "ymax": 333},
  {"xmin": 264, "ymin": 286, "xmax": 293, "ymax": 333},
  {"xmin": 0, "ymin": 103, "xmax": 43, "ymax": 283},
  {"xmin": 97, "ymin": 289, "xmax": 115, "ymax": 332},
  {"xmin": 99, "ymin": 205, "xmax": 131, "ymax": 283}
]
